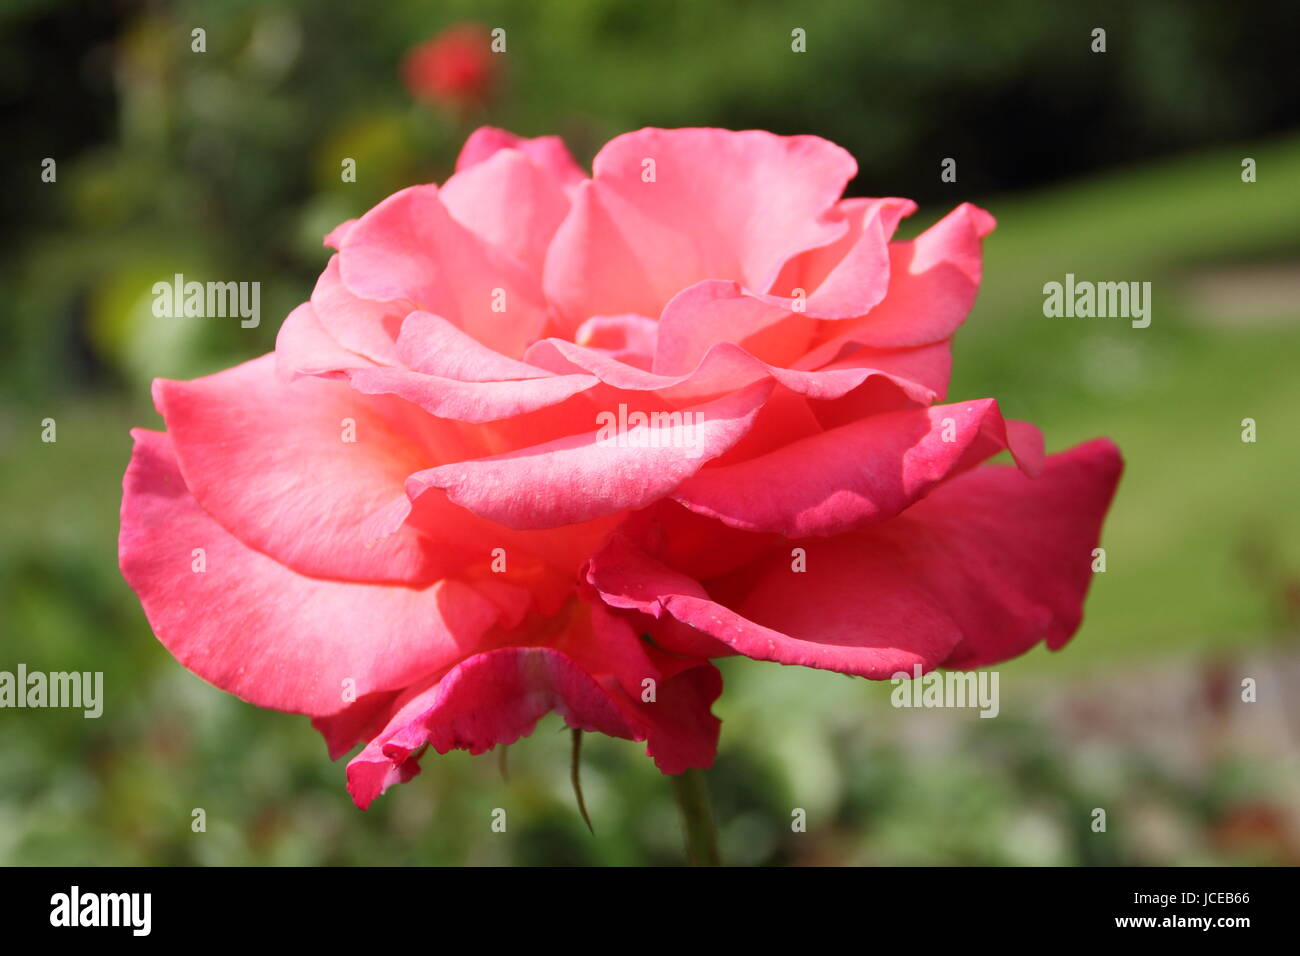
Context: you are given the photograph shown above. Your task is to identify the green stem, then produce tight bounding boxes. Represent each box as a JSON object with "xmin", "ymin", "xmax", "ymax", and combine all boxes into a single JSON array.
[
  {"xmin": 570, "ymin": 729, "xmax": 593, "ymax": 834},
  {"xmin": 670, "ymin": 768, "xmax": 721, "ymax": 866}
]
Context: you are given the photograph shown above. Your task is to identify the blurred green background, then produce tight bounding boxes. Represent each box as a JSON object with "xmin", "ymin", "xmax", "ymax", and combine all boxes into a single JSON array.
[{"xmin": 1, "ymin": 0, "xmax": 1298, "ymax": 865}]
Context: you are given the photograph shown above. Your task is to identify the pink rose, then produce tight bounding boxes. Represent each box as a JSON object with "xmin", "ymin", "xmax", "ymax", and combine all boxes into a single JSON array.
[{"xmin": 119, "ymin": 127, "xmax": 1121, "ymax": 809}]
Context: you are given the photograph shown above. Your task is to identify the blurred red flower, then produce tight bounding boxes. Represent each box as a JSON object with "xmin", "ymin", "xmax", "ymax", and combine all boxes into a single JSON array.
[{"xmin": 402, "ymin": 23, "xmax": 497, "ymax": 111}]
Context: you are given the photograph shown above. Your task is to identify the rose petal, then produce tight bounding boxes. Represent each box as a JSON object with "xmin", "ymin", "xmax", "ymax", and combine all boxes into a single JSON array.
[
  {"xmin": 344, "ymin": 605, "xmax": 721, "ymax": 808},
  {"xmin": 526, "ymin": 336, "xmax": 939, "ymax": 407},
  {"xmin": 323, "ymin": 218, "xmax": 357, "ymax": 250},
  {"xmin": 275, "ymin": 300, "xmax": 371, "ymax": 381},
  {"xmin": 544, "ymin": 128, "xmax": 855, "ymax": 330},
  {"xmin": 590, "ymin": 439, "xmax": 1123, "ymax": 677},
  {"xmin": 832, "ymin": 202, "xmax": 996, "ymax": 348},
  {"xmin": 653, "ymin": 280, "xmax": 815, "ymax": 376},
  {"xmin": 673, "ymin": 398, "xmax": 1043, "ymax": 536},
  {"xmin": 396, "ymin": 310, "xmax": 553, "ymax": 381},
  {"xmin": 309, "ymin": 255, "xmax": 405, "ymax": 366},
  {"xmin": 341, "ymin": 365, "xmax": 599, "ymax": 424},
  {"xmin": 400, "ymin": 379, "xmax": 773, "ymax": 529},
  {"xmin": 768, "ymin": 196, "xmax": 916, "ymax": 317},
  {"xmin": 153, "ymin": 354, "xmax": 456, "ymax": 585},
  {"xmin": 441, "ymin": 146, "xmax": 572, "ymax": 273},
  {"xmin": 454, "ymin": 126, "xmax": 585, "ymax": 194},
  {"xmin": 338, "ymin": 184, "xmax": 548, "ymax": 358},
  {"xmin": 119, "ymin": 430, "xmax": 503, "ymax": 716}
]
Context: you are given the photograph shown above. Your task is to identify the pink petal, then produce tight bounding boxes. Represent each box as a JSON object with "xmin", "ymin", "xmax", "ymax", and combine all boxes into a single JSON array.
[
  {"xmin": 119, "ymin": 430, "xmax": 504, "ymax": 716},
  {"xmin": 573, "ymin": 313, "xmax": 660, "ymax": 369},
  {"xmin": 153, "ymin": 354, "xmax": 457, "ymax": 585},
  {"xmin": 371, "ymin": 487, "xmax": 625, "ymax": 614},
  {"xmin": 754, "ymin": 197, "xmax": 896, "ymax": 319},
  {"xmin": 344, "ymin": 648, "xmax": 638, "ymax": 808},
  {"xmin": 311, "ymin": 690, "xmax": 403, "ymax": 760},
  {"xmin": 768, "ymin": 197, "xmax": 915, "ymax": 317},
  {"xmin": 800, "ymin": 341, "xmax": 953, "ymax": 416},
  {"xmin": 590, "ymin": 439, "xmax": 1123, "ymax": 678},
  {"xmin": 673, "ymin": 398, "xmax": 1044, "ymax": 536},
  {"xmin": 401, "ymin": 380, "xmax": 773, "ymax": 529},
  {"xmin": 344, "ymin": 605, "xmax": 721, "ymax": 808},
  {"xmin": 526, "ymin": 336, "xmax": 939, "ymax": 407},
  {"xmin": 323, "ymin": 218, "xmax": 357, "ymax": 250},
  {"xmin": 274, "ymin": 300, "xmax": 372, "ymax": 381},
  {"xmin": 543, "ymin": 128, "xmax": 855, "ymax": 330},
  {"xmin": 633, "ymin": 652, "xmax": 723, "ymax": 774},
  {"xmin": 836, "ymin": 202, "xmax": 996, "ymax": 348},
  {"xmin": 590, "ymin": 531, "xmax": 960, "ymax": 676},
  {"xmin": 395, "ymin": 310, "xmax": 557, "ymax": 381},
  {"xmin": 705, "ymin": 384, "xmax": 826, "ymax": 469},
  {"xmin": 277, "ymin": 305, "xmax": 594, "ymax": 424},
  {"xmin": 309, "ymin": 255, "xmax": 405, "ymax": 366},
  {"xmin": 338, "ymin": 184, "xmax": 548, "ymax": 358},
  {"xmin": 454, "ymin": 126, "xmax": 585, "ymax": 194},
  {"xmin": 441, "ymin": 146, "xmax": 572, "ymax": 273},
  {"xmin": 340, "ymin": 365, "xmax": 599, "ymax": 424},
  {"xmin": 653, "ymin": 280, "xmax": 815, "ymax": 376},
  {"xmin": 894, "ymin": 438, "xmax": 1123, "ymax": 667}
]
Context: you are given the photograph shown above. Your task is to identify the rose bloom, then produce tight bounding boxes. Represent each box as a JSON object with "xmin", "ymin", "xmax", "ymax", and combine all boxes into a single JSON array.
[
  {"xmin": 402, "ymin": 23, "xmax": 496, "ymax": 110},
  {"xmin": 120, "ymin": 127, "xmax": 1122, "ymax": 809}
]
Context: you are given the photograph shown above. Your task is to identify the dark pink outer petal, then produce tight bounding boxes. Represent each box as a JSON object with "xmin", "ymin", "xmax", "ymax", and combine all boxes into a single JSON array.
[
  {"xmin": 344, "ymin": 606, "xmax": 722, "ymax": 808},
  {"xmin": 590, "ymin": 439, "xmax": 1123, "ymax": 677},
  {"xmin": 119, "ymin": 430, "xmax": 504, "ymax": 717},
  {"xmin": 672, "ymin": 398, "xmax": 1044, "ymax": 537},
  {"xmin": 312, "ymin": 689, "xmax": 403, "ymax": 760},
  {"xmin": 345, "ymin": 648, "xmax": 638, "ymax": 808}
]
